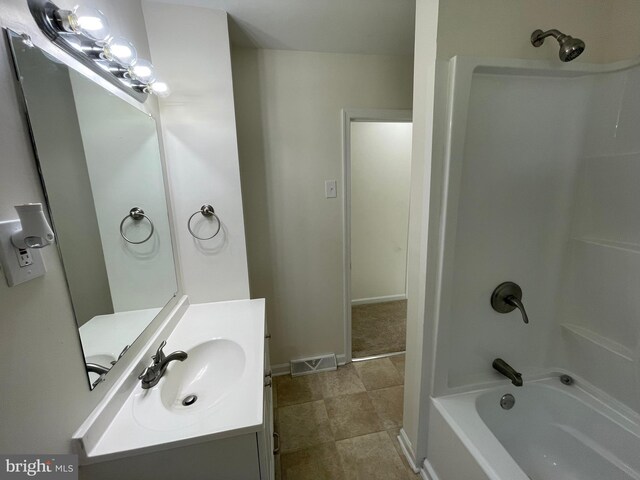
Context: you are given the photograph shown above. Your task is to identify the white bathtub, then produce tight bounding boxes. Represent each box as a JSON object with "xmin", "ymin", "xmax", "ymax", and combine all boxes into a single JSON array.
[{"xmin": 428, "ymin": 377, "xmax": 640, "ymax": 480}]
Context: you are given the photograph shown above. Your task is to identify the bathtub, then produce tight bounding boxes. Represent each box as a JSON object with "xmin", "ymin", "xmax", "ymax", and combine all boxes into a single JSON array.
[{"xmin": 427, "ymin": 377, "xmax": 640, "ymax": 480}]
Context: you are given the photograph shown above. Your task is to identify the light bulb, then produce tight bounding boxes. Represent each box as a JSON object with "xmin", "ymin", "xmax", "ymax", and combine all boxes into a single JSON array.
[
  {"xmin": 103, "ymin": 36, "xmax": 137, "ymax": 67},
  {"xmin": 68, "ymin": 5, "xmax": 111, "ymax": 43},
  {"xmin": 129, "ymin": 58, "xmax": 156, "ymax": 84},
  {"xmin": 149, "ymin": 81, "xmax": 170, "ymax": 97}
]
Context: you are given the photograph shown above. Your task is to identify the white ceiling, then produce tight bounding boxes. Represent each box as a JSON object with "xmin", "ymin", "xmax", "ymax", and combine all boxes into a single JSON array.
[{"xmin": 156, "ymin": 0, "xmax": 416, "ymax": 56}]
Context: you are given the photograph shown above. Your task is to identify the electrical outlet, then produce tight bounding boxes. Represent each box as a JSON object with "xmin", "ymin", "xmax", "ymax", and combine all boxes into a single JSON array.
[
  {"xmin": 16, "ymin": 247, "xmax": 33, "ymax": 267},
  {"xmin": 0, "ymin": 220, "xmax": 46, "ymax": 287}
]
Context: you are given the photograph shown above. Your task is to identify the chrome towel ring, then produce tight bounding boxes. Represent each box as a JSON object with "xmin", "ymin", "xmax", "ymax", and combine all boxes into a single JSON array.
[
  {"xmin": 188, "ymin": 204, "xmax": 221, "ymax": 240},
  {"xmin": 119, "ymin": 207, "xmax": 154, "ymax": 244}
]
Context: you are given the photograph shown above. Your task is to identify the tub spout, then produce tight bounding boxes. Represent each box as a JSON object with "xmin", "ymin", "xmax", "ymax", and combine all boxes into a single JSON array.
[{"xmin": 493, "ymin": 358, "xmax": 523, "ymax": 387}]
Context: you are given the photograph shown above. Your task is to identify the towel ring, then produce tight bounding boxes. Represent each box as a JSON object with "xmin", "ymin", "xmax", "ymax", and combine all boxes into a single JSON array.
[
  {"xmin": 120, "ymin": 207, "xmax": 154, "ymax": 244},
  {"xmin": 188, "ymin": 204, "xmax": 221, "ymax": 240}
]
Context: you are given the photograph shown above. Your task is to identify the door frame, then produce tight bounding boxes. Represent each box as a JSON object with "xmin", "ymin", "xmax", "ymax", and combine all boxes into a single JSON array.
[{"xmin": 341, "ymin": 108, "xmax": 413, "ymax": 363}]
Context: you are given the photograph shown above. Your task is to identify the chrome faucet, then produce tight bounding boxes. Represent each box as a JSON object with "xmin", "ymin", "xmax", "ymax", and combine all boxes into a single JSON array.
[
  {"xmin": 138, "ymin": 340, "xmax": 188, "ymax": 389},
  {"xmin": 492, "ymin": 358, "xmax": 523, "ymax": 387},
  {"xmin": 86, "ymin": 363, "xmax": 110, "ymax": 375}
]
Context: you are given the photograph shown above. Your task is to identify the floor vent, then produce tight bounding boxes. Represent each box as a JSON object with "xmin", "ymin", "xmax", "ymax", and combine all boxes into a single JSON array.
[{"xmin": 290, "ymin": 353, "xmax": 337, "ymax": 377}]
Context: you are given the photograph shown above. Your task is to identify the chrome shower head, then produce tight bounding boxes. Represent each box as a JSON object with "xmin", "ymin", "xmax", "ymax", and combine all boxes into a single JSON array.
[{"xmin": 531, "ymin": 29, "xmax": 585, "ymax": 62}]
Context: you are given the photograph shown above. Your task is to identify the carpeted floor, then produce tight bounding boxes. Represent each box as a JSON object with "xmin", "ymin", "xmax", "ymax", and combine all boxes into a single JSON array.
[{"xmin": 351, "ymin": 300, "xmax": 407, "ymax": 358}]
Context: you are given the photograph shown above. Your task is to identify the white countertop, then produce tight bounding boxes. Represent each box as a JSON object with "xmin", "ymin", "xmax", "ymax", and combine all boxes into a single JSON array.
[{"xmin": 74, "ymin": 298, "xmax": 266, "ymax": 463}]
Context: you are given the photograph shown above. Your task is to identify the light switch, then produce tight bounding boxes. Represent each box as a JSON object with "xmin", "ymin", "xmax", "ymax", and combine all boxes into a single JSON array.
[{"xmin": 325, "ymin": 180, "xmax": 337, "ymax": 198}]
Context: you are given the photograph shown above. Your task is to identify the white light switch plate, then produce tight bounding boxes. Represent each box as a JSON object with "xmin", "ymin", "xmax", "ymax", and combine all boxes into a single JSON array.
[
  {"xmin": 0, "ymin": 220, "xmax": 46, "ymax": 287},
  {"xmin": 325, "ymin": 180, "xmax": 337, "ymax": 198}
]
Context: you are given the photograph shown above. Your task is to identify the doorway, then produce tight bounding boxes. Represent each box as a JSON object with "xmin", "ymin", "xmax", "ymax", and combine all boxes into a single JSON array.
[{"xmin": 342, "ymin": 109, "xmax": 412, "ymax": 361}]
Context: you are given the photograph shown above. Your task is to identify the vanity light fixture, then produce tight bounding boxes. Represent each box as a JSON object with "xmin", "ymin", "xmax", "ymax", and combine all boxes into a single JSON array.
[
  {"xmin": 27, "ymin": 0, "xmax": 170, "ymax": 100},
  {"xmin": 147, "ymin": 80, "xmax": 171, "ymax": 98},
  {"xmin": 54, "ymin": 5, "xmax": 111, "ymax": 43},
  {"xmin": 102, "ymin": 36, "xmax": 137, "ymax": 68},
  {"xmin": 129, "ymin": 58, "xmax": 156, "ymax": 84}
]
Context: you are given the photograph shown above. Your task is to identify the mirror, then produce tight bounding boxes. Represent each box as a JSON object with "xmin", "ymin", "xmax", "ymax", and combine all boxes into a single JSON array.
[{"xmin": 7, "ymin": 31, "xmax": 178, "ymax": 389}]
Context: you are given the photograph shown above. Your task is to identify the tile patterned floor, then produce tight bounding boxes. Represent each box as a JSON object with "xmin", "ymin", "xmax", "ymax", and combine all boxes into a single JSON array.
[
  {"xmin": 352, "ymin": 300, "xmax": 407, "ymax": 358},
  {"xmin": 274, "ymin": 356, "xmax": 418, "ymax": 480}
]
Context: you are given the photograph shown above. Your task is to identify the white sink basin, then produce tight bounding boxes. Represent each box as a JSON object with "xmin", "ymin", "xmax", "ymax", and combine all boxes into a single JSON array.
[
  {"xmin": 133, "ymin": 339, "xmax": 246, "ymax": 430},
  {"xmin": 161, "ymin": 339, "xmax": 246, "ymax": 413}
]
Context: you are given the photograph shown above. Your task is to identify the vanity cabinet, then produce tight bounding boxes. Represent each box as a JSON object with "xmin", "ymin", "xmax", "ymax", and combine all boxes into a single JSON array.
[
  {"xmin": 80, "ymin": 435, "xmax": 261, "ymax": 479},
  {"xmin": 82, "ymin": 399, "xmax": 275, "ymax": 480},
  {"xmin": 81, "ymin": 368, "xmax": 275, "ymax": 480}
]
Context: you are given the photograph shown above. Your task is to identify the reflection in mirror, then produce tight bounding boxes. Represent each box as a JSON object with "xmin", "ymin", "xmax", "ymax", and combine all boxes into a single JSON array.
[{"xmin": 7, "ymin": 30, "xmax": 178, "ymax": 389}]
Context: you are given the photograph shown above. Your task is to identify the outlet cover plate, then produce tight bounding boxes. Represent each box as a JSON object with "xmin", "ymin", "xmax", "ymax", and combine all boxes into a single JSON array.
[{"xmin": 0, "ymin": 220, "xmax": 46, "ymax": 287}]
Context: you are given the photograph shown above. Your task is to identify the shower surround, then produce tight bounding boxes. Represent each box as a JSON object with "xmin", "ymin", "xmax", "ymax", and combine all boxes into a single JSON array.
[{"xmin": 425, "ymin": 55, "xmax": 640, "ymax": 479}]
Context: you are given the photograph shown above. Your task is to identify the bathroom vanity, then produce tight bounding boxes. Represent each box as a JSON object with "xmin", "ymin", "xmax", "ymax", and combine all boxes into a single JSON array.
[{"xmin": 75, "ymin": 299, "xmax": 275, "ymax": 480}]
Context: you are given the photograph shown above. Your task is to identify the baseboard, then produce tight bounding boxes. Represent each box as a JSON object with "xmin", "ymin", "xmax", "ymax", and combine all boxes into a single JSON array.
[
  {"xmin": 271, "ymin": 353, "xmax": 347, "ymax": 377},
  {"xmin": 351, "ymin": 294, "xmax": 406, "ymax": 306},
  {"xmin": 271, "ymin": 362, "xmax": 291, "ymax": 377},
  {"xmin": 421, "ymin": 458, "xmax": 440, "ymax": 480},
  {"xmin": 397, "ymin": 428, "xmax": 420, "ymax": 474}
]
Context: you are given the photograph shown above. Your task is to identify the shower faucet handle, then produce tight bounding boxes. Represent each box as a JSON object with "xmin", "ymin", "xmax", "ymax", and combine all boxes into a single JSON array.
[
  {"xmin": 491, "ymin": 282, "xmax": 529, "ymax": 324},
  {"xmin": 505, "ymin": 294, "xmax": 529, "ymax": 324}
]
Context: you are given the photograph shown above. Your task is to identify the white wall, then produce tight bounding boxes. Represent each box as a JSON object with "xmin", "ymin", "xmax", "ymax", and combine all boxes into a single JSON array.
[
  {"xmin": 70, "ymin": 70, "xmax": 177, "ymax": 312},
  {"xmin": 437, "ymin": 0, "xmax": 614, "ymax": 64},
  {"xmin": 351, "ymin": 121, "xmax": 412, "ymax": 302},
  {"xmin": 232, "ymin": 48, "xmax": 413, "ymax": 366},
  {"xmin": 143, "ymin": 1, "xmax": 250, "ymax": 304},
  {"xmin": 0, "ymin": 0, "xmax": 164, "ymax": 454},
  {"xmin": 401, "ymin": 0, "xmax": 439, "ymax": 464}
]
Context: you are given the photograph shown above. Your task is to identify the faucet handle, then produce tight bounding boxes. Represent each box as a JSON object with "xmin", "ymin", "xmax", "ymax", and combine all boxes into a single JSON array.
[
  {"xmin": 152, "ymin": 340, "xmax": 167, "ymax": 364},
  {"xmin": 138, "ymin": 366, "xmax": 151, "ymax": 380},
  {"xmin": 506, "ymin": 295, "xmax": 529, "ymax": 324},
  {"xmin": 491, "ymin": 282, "xmax": 530, "ymax": 325}
]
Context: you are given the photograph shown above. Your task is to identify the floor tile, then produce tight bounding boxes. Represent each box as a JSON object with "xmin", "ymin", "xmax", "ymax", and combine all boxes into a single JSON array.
[
  {"xmin": 354, "ymin": 358, "xmax": 403, "ymax": 390},
  {"xmin": 318, "ymin": 364, "xmax": 366, "ymax": 398},
  {"xmin": 336, "ymin": 431, "xmax": 410, "ymax": 480},
  {"xmin": 278, "ymin": 400, "xmax": 334, "ymax": 453},
  {"xmin": 352, "ymin": 300, "xmax": 407, "ymax": 358},
  {"xmin": 324, "ymin": 391, "xmax": 384, "ymax": 440},
  {"xmin": 275, "ymin": 373, "xmax": 323, "ymax": 407},
  {"xmin": 280, "ymin": 442, "xmax": 346, "ymax": 480},
  {"xmin": 389, "ymin": 354, "xmax": 405, "ymax": 380},
  {"xmin": 368, "ymin": 386, "xmax": 404, "ymax": 429}
]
